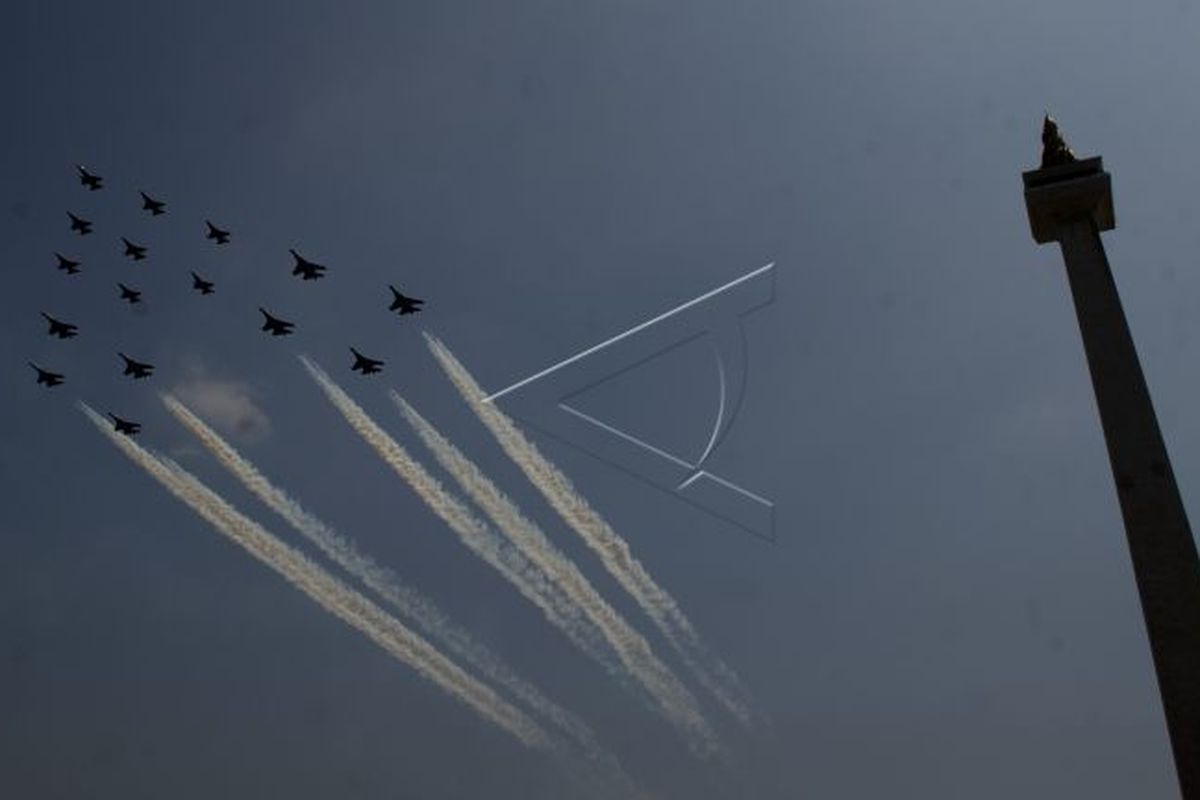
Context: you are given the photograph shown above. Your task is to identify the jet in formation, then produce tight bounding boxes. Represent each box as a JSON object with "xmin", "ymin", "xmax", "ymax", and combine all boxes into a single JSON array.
[
  {"xmin": 55, "ymin": 253, "xmax": 81, "ymax": 275},
  {"xmin": 350, "ymin": 348, "xmax": 384, "ymax": 375},
  {"xmin": 108, "ymin": 413, "xmax": 141, "ymax": 436},
  {"xmin": 191, "ymin": 272, "xmax": 215, "ymax": 295},
  {"xmin": 389, "ymin": 286, "xmax": 424, "ymax": 315},
  {"xmin": 77, "ymin": 165, "xmax": 103, "ymax": 191},
  {"xmin": 118, "ymin": 283, "xmax": 143, "ymax": 304},
  {"xmin": 29, "ymin": 363, "xmax": 64, "ymax": 387},
  {"xmin": 290, "ymin": 249, "xmax": 327, "ymax": 280},
  {"xmin": 206, "ymin": 220, "xmax": 230, "ymax": 244},
  {"xmin": 42, "ymin": 313, "xmax": 78, "ymax": 339},
  {"xmin": 259, "ymin": 308, "xmax": 295, "ymax": 336},
  {"xmin": 119, "ymin": 353, "xmax": 154, "ymax": 379},
  {"xmin": 68, "ymin": 212, "xmax": 93, "ymax": 235},
  {"xmin": 122, "ymin": 237, "xmax": 148, "ymax": 260},
  {"xmin": 140, "ymin": 191, "xmax": 166, "ymax": 215}
]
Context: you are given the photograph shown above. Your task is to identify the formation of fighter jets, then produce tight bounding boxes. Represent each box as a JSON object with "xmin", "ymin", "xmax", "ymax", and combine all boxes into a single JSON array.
[
  {"xmin": 350, "ymin": 347, "xmax": 385, "ymax": 374},
  {"xmin": 31, "ymin": 164, "xmax": 427, "ymax": 436},
  {"xmin": 118, "ymin": 283, "xmax": 142, "ymax": 304},
  {"xmin": 290, "ymin": 249, "xmax": 326, "ymax": 281},
  {"xmin": 259, "ymin": 308, "xmax": 295, "ymax": 336},
  {"xmin": 191, "ymin": 272, "xmax": 215, "ymax": 295},
  {"xmin": 41, "ymin": 313, "xmax": 78, "ymax": 339},
  {"xmin": 121, "ymin": 237, "xmax": 147, "ymax": 261}
]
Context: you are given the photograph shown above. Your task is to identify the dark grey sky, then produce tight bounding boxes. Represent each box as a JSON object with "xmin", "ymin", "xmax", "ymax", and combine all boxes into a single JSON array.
[{"xmin": 3, "ymin": 1, "xmax": 1199, "ymax": 797}]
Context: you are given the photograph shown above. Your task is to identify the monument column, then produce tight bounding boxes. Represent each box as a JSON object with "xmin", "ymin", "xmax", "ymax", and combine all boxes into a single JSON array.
[{"xmin": 1023, "ymin": 117, "xmax": 1200, "ymax": 798}]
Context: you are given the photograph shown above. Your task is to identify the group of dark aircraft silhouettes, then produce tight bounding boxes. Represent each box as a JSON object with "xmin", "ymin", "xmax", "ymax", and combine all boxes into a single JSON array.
[{"xmin": 29, "ymin": 164, "xmax": 426, "ymax": 436}]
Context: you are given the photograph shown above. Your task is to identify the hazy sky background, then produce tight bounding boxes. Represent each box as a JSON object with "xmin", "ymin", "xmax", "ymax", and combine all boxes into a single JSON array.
[{"xmin": 4, "ymin": 1, "xmax": 1200, "ymax": 797}]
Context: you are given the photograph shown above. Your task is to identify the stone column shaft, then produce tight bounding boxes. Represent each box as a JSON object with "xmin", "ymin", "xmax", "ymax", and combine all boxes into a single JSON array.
[
  {"xmin": 1025, "ymin": 154, "xmax": 1200, "ymax": 798},
  {"xmin": 1057, "ymin": 217, "xmax": 1200, "ymax": 798}
]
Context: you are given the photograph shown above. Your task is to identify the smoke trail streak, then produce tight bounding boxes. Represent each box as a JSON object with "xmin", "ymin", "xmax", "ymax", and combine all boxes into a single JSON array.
[
  {"xmin": 79, "ymin": 402, "xmax": 551, "ymax": 751},
  {"xmin": 393, "ymin": 391, "xmax": 719, "ymax": 752},
  {"xmin": 161, "ymin": 395, "xmax": 616, "ymax": 767},
  {"xmin": 299, "ymin": 357, "xmax": 626, "ymax": 686},
  {"xmin": 425, "ymin": 334, "xmax": 755, "ymax": 727}
]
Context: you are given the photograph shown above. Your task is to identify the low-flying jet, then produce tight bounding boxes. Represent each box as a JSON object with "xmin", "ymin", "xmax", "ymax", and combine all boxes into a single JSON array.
[
  {"xmin": 55, "ymin": 253, "xmax": 81, "ymax": 274},
  {"xmin": 28, "ymin": 362, "xmax": 64, "ymax": 387},
  {"xmin": 206, "ymin": 220, "xmax": 230, "ymax": 244},
  {"xmin": 190, "ymin": 272, "xmax": 215, "ymax": 295},
  {"xmin": 140, "ymin": 191, "xmax": 166, "ymax": 215},
  {"xmin": 119, "ymin": 353, "xmax": 154, "ymax": 379},
  {"xmin": 118, "ymin": 283, "xmax": 142, "ymax": 304},
  {"xmin": 41, "ymin": 313, "xmax": 78, "ymax": 339},
  {"xmin": 350, "ymin": 348, "xmax": 385, "ymax": 375},
  {"xmin": 108, "ymin": 413, "xmax": 141, "ymax": 436},
  {"xmin": 388, "ymin": 286, "xmax": 425, "ymax": 315},
  {"xmin": 289, "ymin": 249, "xmax": 327, "ymax": 280},
  {"xmin": 68, "ymin": 212, "xmax": 93, "ymax": 235},
  {"xmin": 259, "ymin": 308, "xmax": 295, "ymax": 336},
  {"xmin": 77, "ymin": 165, "xmax": 103, "ymax": 191},
  {"xmin": 122, "ymin": 237, "xmax": 148, "ymax": 260}
]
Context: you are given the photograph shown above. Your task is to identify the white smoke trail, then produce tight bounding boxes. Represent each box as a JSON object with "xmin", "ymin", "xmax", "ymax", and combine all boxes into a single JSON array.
[
  {"xmin": 424, "ymin": 334, "xmax": 755, "ymax": 727},
  {"xmin": 161, "ymin": 394, "xmax": 615, "ymax": 766},
  {"xmin": 299, "ymin": 357, "xmax": 625, "ymax": 684},
  {"xmin": 79, "ymin": 402, "xmax": 551, "ymax": 751},
  {"xmin": 393, "ymin": 391, "xmax": 719, "ymax": 752}
]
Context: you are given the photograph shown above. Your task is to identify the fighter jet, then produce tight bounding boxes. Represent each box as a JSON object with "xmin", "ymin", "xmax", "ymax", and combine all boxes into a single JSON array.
[
  {"xmin": 68, "ymin": 212, "xmax": 93, "ymax": 235},
  {"xmin": 55, "ymin": 253, "xmax": 81, "ymax": 275},
  {"xmin": 28, "ymin": 362, "xmax": 64, "ymax": 387},
  {"xmin": 259, "ymin": 308, "xmax": 295, "ymax": 336},
  {"xmin": 41, "ymin": 313, "xmax": 78, "ymax": 339},
  {"xmin": 388, "ymin": 286, "xmax": 425, "ymax": 315},
  {"xmin": 118, "ymin": 283, "xmax": 142, "ymax": 304},
  {"xmin": 289, "ymin": 249, "xmax": 327, "ymax": 281},
  {"xmin": 77, "ymin": 165, "xmax": 103, "ymax": 191},
  {"xmin": 107, "ymin": 413, "xmax": 141, "ymax": 436},
  {"xmin": 140, "ymin": 191, "xmax": 166, "ymax": 215},
  {"xmin": 119, "ymin": 353, "xmax": 154, "ymax": 379},
  {"xmin": 350, "ymin": 347, "xmax": 385, "ymax": 375},
  {"xmin": 206, "ymin": 220, "xmax": 230, "ymax": 244},
  {"xmin": 190, "ymin": 272, "xmax": 215, "ymax": 295},
  {"xmin": 121, "ymin": 237, "xmax": 148, "ymax": 260}
]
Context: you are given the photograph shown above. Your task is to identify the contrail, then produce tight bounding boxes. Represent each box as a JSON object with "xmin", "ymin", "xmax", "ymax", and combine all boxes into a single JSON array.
[
  {"xmin": 424, "ymin": 334, "xmax": 755, "ymax": 727},
  {"xmin": 393, "ymin": 391, "xmax": 719, "ymax": 752},
  {"xmin": 299, "ymin": 357, "xmax": 627, "ymax": 687},
  {"xmin": 161, "ymin": 394, "xmax": 616, "ymax": 766},
  {"xmin": 79, "ymin": 402, "xmax": 551, "ymax": 751}
]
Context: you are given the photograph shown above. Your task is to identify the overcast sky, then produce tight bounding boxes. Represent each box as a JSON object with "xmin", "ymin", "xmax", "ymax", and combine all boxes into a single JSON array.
[{"xmin": 4, "ymin": 1, "xmax": 1200, "ymax": 797}]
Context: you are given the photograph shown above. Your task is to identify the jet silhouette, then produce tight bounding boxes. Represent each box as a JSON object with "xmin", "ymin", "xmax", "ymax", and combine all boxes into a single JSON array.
[
  {"xmin": 41, "ymin": 313, "xmax": 78, "ymax": 339},
  {"xmin": 68, "ymin": 212, "xmax": 93, "ymax": 235},
  {"xmin": 140, "ymin": 191, "xmax": 166, "ymax": 215},
  {"xmin": 350, "ymin": 347, "xmax": 384, "ymax": 375},
  {"xmin": 77, "ymin": 165, "xmax": 103, "ymax": 191},
  {"xmin": 119, "ymin": 353, "xmax": 154, "ymax": 379},
  {"xmin": 28, "ymin": 362, "xmax": 64, "ymax": 387},
  {"xmin": 118, "ymin": 283, "xmax": 143, "ymax": 304},
  {"xmin": 388, "ymin": 286, "xmax": 425, "ymax": 315},
  {"xmin": 206, "ymin": 220, "xmax": 230, "ymax": 244},
  {"xmin": 191, "ymin": 272, "xmax": 215, "ymax": 295},
  {"xmin": 108, "ymin": 413, "xmax": 141, "ymax": 436},
  {"xmin": 54, "ymin": 253, "xmax": 81, "ymax": 275},
  {"xmin": 122, "ymin": 237, "xmax": 147, "ymax": 260},
  {"xmin": 259, "ymin": 308, "xmax": 295, "ymax": 336},
  {"xmin": 289, "ymin": 249, "xmax": 327, "ymax": 280}
]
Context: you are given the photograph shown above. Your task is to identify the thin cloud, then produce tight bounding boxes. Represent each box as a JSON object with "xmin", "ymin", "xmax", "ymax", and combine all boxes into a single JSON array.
[{"xmin": 173, "ymin": 370, "xmax": 271, "ymax": 443}]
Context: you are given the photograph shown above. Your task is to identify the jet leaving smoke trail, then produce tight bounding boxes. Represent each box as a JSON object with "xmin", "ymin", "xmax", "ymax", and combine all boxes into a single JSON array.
[
  {"xmin": 161, "ymin": 394, "xmax": 612, "ymax": 763},
  {"xmin": 393, "ymin": 391, "xmax": 719, "ymax": 752},
  {"xmin": 299, "ymin": 357, "xmax": 625, "ymax": 683},
  {"xmin": 79, "ymin": 402, "xmax": 551, "ymax": 751},
  {"xmin": 424, "ymin": 334, "xmax": 755, "ymax": 727}
]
